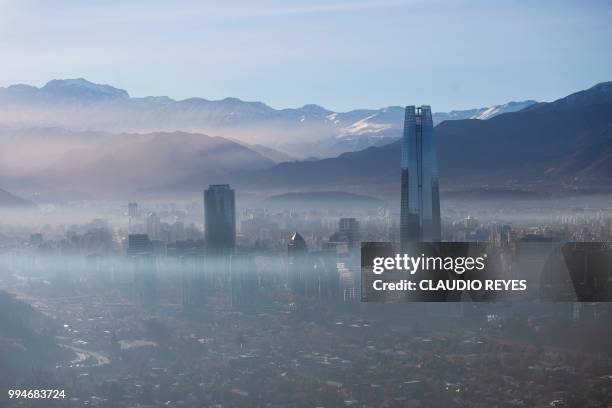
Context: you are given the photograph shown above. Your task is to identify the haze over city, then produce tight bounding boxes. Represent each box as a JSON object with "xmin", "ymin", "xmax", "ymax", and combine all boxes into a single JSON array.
[{"xmin": 1, "ymin": 1, "xmax": 612, "ymax": 407}]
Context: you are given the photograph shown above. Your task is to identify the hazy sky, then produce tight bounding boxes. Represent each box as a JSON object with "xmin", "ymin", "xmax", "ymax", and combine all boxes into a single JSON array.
[{"xmin": 1, "ymin": 0, "xmax": 611, "ymax": 111}]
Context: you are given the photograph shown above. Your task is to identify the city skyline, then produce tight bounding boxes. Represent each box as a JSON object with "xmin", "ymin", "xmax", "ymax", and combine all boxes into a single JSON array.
[{"xmin": 1, "ymin": 3, "xmax": 611, "ymax": 407}]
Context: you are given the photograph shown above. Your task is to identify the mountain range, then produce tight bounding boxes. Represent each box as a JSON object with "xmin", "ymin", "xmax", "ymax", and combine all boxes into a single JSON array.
[
  {"xmin": 0, "ymin": 188, "xmax": 36, "ymax": 208},
  {"xmin": 0, "ymin": 78, "xmax": 610, "ymax": 202},
  {"xmin": 0, "ymin": 129, "xmax": 275, "ymax": 200},
  {"xmin": 230, "ymin": 82, "xmax": 612, "ymax": 196},
  {"xmin": 0, "ymin": 78, "xmax": 535, "ymax": 158}
]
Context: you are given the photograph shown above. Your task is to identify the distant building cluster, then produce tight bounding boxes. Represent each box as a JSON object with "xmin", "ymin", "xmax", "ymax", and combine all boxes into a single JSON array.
[{"xmin": 120, "ymin": 184, "xmax": 363, "ymax": 309}]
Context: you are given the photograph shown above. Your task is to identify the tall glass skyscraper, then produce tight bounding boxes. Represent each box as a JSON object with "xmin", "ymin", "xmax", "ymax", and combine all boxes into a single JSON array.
[
  {"xmin": 400, "ymin": 105, "xmax": 441, "ymax": 246},
  {"xmin": 204, "ymin": 184, "xmax": 236, "ymax": 256}
]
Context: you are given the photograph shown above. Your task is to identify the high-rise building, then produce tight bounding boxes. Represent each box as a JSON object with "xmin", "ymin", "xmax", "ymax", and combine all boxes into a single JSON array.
[
  {"xmin": 400, "ymin": 105, "xmax": 441, "ymax": 245},
  {"xmin": 204, "ymin": 184, "xmax": 236, "ymax": 256},
  {"xmin": 171, "ymin": 221, "xmax": 186, "ymax": 242},
  {"xmin": 127, "ymin": 234, "xmax": 151, "ymax": 255},
  {"xmin": 288, "ymin": 232, "xmax": 309, "ymax": 296},
  {"xmin": 146, "ymin": 212, "xmax": 161, "ymax": 241},
  {"xmin": 29, "ymin": 233, "xmax": 43, "ymax": 247},
  {"xmin": 128, "ymin": 202, "xmax": 138, "ymax": 218},
  {"xmin": 336, "ymin": 218, "xmax": 360, "ymax": 249}
]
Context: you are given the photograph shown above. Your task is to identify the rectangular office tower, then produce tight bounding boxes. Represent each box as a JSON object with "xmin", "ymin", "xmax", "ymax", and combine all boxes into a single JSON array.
[
  {"xmin": 400, "ymin": 105, "xmax": 441, "ymax": 245},
  {"xmin": 204, "ymin": 184, "xmax": 236, "ymax": 256}
]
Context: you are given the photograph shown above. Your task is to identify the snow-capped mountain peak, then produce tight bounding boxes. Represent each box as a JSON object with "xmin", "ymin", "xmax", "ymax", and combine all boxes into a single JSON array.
[{"xmin": 41, "ymin": 78, "xmax": 130, "ymax": 100}]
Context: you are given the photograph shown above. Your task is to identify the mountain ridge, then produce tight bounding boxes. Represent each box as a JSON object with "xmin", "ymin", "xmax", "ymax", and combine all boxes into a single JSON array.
[
  {"xmin": 0, "ymin": 188, "xmax": 36, "ymax": 208},
  {"xmin": 230, "ymin": 81, "xmax": 612, "ymax": 194},
  {"xmin": 0, "ymin": 78, "xmax": 539, "ymax": 157},
  {"xmin": 1, "ymin": 79, "xmax": 610, "ymax": 199},
  {"xmin": 0, "ymin": 78, "xmax": 536, "ymax": 119},
  {"xmin": 0, "ymin": 128, "xmax": 275, "ymax": 200}
]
